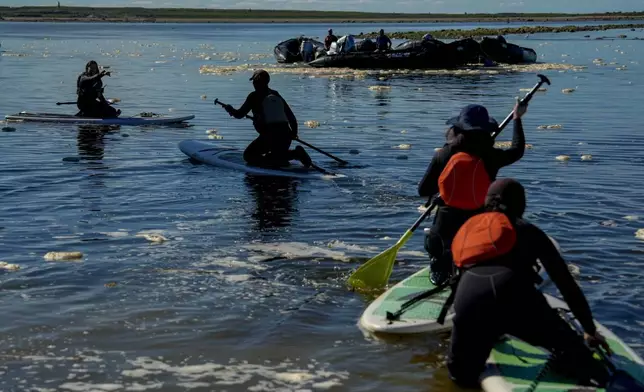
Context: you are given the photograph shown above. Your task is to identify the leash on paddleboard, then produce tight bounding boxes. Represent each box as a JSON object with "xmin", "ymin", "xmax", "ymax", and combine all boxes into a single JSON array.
[
  {"xmin": 214, "ymin": 98, "xmax": 349, "ymax": 166},
  {"xmin": 557, "ymin": 308, "xmax": 644, "ymax": 391},
  {"xmin": 348, "ymin": 73, "xmax": 552, "ymax": 293}
]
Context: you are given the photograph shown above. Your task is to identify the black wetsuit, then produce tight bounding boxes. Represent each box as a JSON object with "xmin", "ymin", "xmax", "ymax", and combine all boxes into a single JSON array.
[
  {"xmin": 448, "ymin": 219, "xmax": 608, "ymax": 387},
  {"xmin": 375, "ymin": 35, "xmax": 392, "ymax": 51},
  {"xmin": 324, "ymin": 34, "xmax": 338, "ymax": 50},
  {"xmin": 228, "ymin": 88, "xmax": 299, "ymax": 167},
  {"xmin": 76, "ymin": 72, "xmax": 119, "ymax": 118},
  {"xmin": 418, "ymin": 120, "xmax": 525, "ymax": 276}
]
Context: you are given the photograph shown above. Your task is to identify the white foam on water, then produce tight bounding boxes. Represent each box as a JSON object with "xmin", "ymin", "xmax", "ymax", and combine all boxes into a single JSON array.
[
  {"xmin": 100, "ymin": 232, "xmax": 129, "ymax": 238},
  {"xmin": 59, "ymin": 383, "xmax": 123, "ymax": 391},
  {"xmin": 118, "ymin": 357, "xmax": 349, "ymax": 391},
  {"xmin": 127, "ymin": 382, "xmax": 164, "ymax": 391},
  {"xmin": 244, "ymin": 242, "xmax": 353, "ymax": 262}
]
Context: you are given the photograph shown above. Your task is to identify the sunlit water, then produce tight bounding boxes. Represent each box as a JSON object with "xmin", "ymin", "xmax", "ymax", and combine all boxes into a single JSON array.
[{"xmin": 1, "ymin": 21, "xmax": 644, "ymax": 391}]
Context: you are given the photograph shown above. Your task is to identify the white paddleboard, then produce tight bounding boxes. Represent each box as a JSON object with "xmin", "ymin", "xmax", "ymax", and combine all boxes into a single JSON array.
[
  {"xmin": 179, "ymin": 139, "xmax": 342, "ymax": 180},
  {"xmin": 5, "ymin": 111, "xmax": 195, "ymax": 126},
  {"xmin": 358, "ymin": 236, "xmax": 560, "ymax": 335},
  {"xmin": 481, "ymin": 293, "xmax": 644, "ymax": 391}
]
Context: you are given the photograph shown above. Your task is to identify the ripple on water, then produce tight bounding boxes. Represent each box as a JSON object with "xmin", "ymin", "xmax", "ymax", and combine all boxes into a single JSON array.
[{"xmin": 1, "ymin": 22, "xmax": 644, "ymax": 391}]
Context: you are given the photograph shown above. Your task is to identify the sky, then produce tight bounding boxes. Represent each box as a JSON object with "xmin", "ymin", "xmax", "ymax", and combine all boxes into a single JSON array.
[{"xmin": 1, "ymin": 0, "xmax": 642, "ymax": 14}]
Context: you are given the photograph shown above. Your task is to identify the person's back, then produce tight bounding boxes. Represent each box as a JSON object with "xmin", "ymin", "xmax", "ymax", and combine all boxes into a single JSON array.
[
  {"xmin": 418, "ymin": 103, "xmax": 527, "ymax": 285},
  {"xmin": 446, "ymin": 179, "xmax": 611, "ymax": 389},
  {"xmin": 248, "ymin": 88, "xmax": 291, "ymax": 132},
  {"xmin": 300, "ymin": 39, "xmax": 314, "ymax": 62},
  {"xmin": 325, "ymin": 29, "xmax": 338, "ymax": 50},
  {"xmin": 375, "ymin": 29, "xmax": 392, "ymax": 51}
]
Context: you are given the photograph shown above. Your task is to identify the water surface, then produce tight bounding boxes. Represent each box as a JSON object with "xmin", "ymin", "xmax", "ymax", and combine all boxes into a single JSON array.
[{"xmin": 1, "ymin": 21, "xmax": 644, "ymax": 391}]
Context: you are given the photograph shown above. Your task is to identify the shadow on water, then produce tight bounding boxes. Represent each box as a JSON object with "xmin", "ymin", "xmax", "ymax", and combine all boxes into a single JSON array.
[{"xmin": 244, "ymin": 173, "xmax": 300, "ymax": 235}]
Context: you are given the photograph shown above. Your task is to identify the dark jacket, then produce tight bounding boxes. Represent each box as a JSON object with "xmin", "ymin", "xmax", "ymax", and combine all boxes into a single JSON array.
[
  {"xmin": 229, "ymin": 88, "xmax": 298, "ymax": 136},
  {"xmin": 77, "ymin": 72, "xmax": 105, "ymax": 103},
  {"xmin": 419, "ymin": 120, "xmax": 525, "ymax": 255}
]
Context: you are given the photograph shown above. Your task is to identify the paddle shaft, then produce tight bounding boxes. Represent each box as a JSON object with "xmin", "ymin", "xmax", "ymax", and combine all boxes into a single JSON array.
[
  {"xmin": 56, "ymin": 100, "xmax": 117, "ymax": 106},
  {"xmin": 214, "ymin": 98, "xmax": 349, "ymax": 165},
  {"xmin": 559, "ymin": 310, "xmax": 617, "ymax": 372},
  {"xmin": 492, "ymin": 73, "xmax": 551, "ymax": 138}
]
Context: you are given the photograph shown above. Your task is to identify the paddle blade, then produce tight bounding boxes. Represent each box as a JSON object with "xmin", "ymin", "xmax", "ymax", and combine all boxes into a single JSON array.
[{"xmin": 347, "ymin": 230, "xmax": 414, "ymax": 291}]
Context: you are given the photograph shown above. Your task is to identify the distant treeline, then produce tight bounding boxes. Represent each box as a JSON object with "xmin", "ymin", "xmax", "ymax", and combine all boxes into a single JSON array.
[{"xmin": 1, "ymin": 6, "xmax": 644, "ymax": 21}]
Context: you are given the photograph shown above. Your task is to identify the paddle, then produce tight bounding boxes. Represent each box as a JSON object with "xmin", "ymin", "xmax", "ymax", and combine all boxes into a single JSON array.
[
  {"xmin": 56, "ymin": 98, "xmax": 119, "ymax": 106},
  {"xmin": 346, "ymin": 73, "xmax": 552, "ymax": 292},
  {"xmin": 559, "ymin": 309, "xmax": 644, "ymax": 391},
  {"xmin": 213, "ymin": 98, "xmax": 337, "ymax": 175},
  {"xmin": 214, "ymin": 98, "xmax": 349, "ymax": 165}
]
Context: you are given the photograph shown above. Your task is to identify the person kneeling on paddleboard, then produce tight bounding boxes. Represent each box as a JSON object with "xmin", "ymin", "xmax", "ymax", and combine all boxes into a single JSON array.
[
  {"xmin": 418, "ymin": 102, "xmax": 527, "ymax": 286},
  {"xmin": 446, "ymin": 178, "xmax": 611, "ymax": 388},
  {"xmin": 76, "ymin": 60, "xmax": 121, "ymax": 119},
  {"xmin": 223, "ymin": 69, "xmax": 312, "ymax": 168}
]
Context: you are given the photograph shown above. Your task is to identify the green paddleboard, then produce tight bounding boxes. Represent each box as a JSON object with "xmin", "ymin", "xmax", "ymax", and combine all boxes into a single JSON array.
[{"xmin": 481, "ymin": 294, "xmax": 644, "ymax": 391}]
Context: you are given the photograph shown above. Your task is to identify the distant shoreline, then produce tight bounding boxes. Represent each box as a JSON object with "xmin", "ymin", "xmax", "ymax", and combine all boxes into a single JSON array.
[
  {"xmin": 1, "ymin": 7, "xmax": 644, "ymax": 24},
  {"xmin": 3, "ymin": 16, "xmax": 644, "ymax": 24}
]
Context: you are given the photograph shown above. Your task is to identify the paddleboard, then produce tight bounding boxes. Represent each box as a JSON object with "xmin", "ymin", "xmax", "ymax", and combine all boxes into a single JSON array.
[
  {"xmin": 358, "ymin": 236, "xmax": 560, "ymax": 335},
  {"xmin": 179, "ymin": 139, "xmax": 342, "ymax": 180},
  {"xmin": 481, "ymin": 293, "xmax": 644, "ymax": 391},
  {"xmin": 5, "ymin": 111, "xmax": 195, "ymax": 126}
]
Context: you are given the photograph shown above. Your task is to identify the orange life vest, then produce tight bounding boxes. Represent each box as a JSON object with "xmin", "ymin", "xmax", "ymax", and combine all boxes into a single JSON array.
[
  {"xmin": 438, "ymin": 151, "xmax": 491, "ymax": 211},
  {"xmin": 451, "ymin": 211, "xmax": 516, "ymax": 268}
]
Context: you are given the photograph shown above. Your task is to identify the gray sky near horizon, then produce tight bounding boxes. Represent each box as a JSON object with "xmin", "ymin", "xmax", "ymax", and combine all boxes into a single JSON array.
[{"xmin": 0, "ymin": 0, "xmax": 642, "ymax": 14}]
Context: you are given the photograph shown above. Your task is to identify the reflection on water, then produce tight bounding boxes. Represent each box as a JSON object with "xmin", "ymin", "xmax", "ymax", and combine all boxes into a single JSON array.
[
  {"xmin": 76, "ymin": 126, "xmax": 116, "ymax": 212},
  {"xmin": 76, "ymin": 125, "xmax": 118, "ymax": 162},
  {"xmin": 244, "ymin": 173, "xmax": 300, "ymax": 234},
  {"xmin": 1, "ymin": 21, "xmax": 644, "ymax": 392}
]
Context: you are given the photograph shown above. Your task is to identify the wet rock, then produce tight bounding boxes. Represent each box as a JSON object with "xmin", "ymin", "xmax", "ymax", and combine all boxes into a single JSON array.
[
  {"xmin": 636, "ymin": 229, "xmax": 644, "ymax": 240},
  {"xmin": 2, "ymin": 126, "xmax": 16, "ymax": 132},
  {"xmin": 304, "ymin": 120, "xmax": 320, "ymax": 128},
  {"xmin": 0, "ymin": 261, "xmax": 20, "ymax": 271},
  {"xmin": 44, "ymin": 251, "xmax": 83, "ymax": 261},
  {"xmin": 62, "ymin": 157, "xmax": 81, "ymax": 162}
]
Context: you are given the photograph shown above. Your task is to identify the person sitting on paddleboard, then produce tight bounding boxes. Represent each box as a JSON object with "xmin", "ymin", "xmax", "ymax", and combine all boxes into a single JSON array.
[
  {"xmin": 375, "ymin": 29, "xmax": 392, "ymax": 51},
  {"xmin": 446, "ymin": 178, "xmax": 611, "ymax": 388},
  {"xmin": 324, "ymin": 29, "xmax": 338, "ymax": 50},
  {"xmin": 76, "ymin": 60, "xmax": 121, "ymax": 118},
  {"xmin": 418, "ymin": 102, "xmax": 527, "ymax": 286},
  {"xmin": 222, "ymin": 69, "xmax": 312, "ymax": 168}
]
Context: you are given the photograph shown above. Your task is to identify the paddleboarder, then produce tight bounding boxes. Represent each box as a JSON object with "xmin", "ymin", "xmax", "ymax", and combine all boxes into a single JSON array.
[
  {"xmin": 446, "ymin": 178, "xmax": 611, "ymax": 389},
  {"xmin": 76, "ymin": 60, "xmax": 121, "ymax": 119},
  {"xmin": 222, "ymin": 69, "xmax": 312, "ymax": 168},
  {"xmin": 418, "ymin": 101, "xmax": 528, "ymax": 286}
]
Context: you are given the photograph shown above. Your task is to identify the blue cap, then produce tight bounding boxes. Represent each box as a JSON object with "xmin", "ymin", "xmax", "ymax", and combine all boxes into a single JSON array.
[{"xmin": 446, "ymin": 104, "xmax": 498, "ymax": 132}]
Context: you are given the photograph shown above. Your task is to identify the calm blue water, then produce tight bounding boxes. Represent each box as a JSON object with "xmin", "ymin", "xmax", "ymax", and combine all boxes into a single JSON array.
[{"xmin": 1, "ymin": 21, "xmax": 644, "ymax": 391}]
